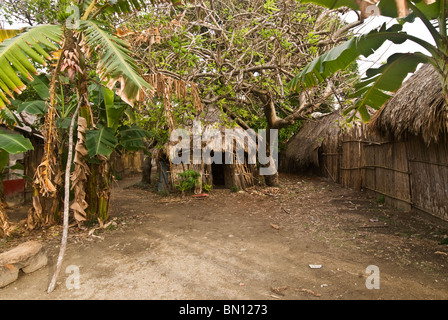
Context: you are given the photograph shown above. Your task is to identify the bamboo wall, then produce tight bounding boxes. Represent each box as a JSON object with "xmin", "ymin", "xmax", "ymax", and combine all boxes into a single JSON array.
[
  {"xmin": 320, "ymin": 125, "xmax": 448, "ymax": 222},
  {"xmin": 157, "ymin": 146, "xmax": 258, "ymax": 193},
  {"xmin": 110, "ymin": 150, "xmax": 144, "ymax": 178}
]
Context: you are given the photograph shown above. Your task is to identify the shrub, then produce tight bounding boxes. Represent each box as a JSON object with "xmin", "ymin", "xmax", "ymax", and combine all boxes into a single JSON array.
[{"xmin": 175, "ymin": 170, "xmax": 201, "ymax": 194}]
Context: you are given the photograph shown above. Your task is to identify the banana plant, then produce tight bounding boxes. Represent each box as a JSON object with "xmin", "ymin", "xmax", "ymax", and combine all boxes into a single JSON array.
[
  {"xmin": 0, "ymin": 0, "xmax": 186, "ymax": 291},
  {"xmin": 290, "ymin": 0, "xmax": 447, "ymax": 122},
  {"xmin": 0, "ymin": 0, "xmax": 183, "ymax": 212}
]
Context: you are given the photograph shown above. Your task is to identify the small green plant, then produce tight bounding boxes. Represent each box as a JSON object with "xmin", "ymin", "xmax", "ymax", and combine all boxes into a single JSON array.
[
  {"xmin": 202, "ymin": 183, "xmax": 212, "ymax": 193},
  {"xmin": 376, "ymin": 194, "xmax": 385, "ymax": 205},
  {"xmin": 175, "ymin": 170, "xmax": 201, "ymax": 194},
  {"xmin": 231, "ymin": 186, "xmax": 239, "ymax": 193}
]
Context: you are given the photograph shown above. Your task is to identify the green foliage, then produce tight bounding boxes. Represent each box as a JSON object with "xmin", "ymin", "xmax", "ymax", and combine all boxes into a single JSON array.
[
  {"xmin": 17, "ymin": 100, "xmax": 47, "ymax": 115},
  {"xmin": 85, "ymin": 125, "xmax": 118, "ymax": 158},
  {"xmin": 294, "ymin": 0, "xmax": 447, "ymax": 122},
  {"xmin": 127, "ymin": 0, "xmax": 354, "ymax": 145},
  {"xmin": 202, "ymin": 183, "xmax": 212, "ymax": 193},
  {"xmin": 264, "ymin": 0, "xmax": 280, "ymax": 14},
  {"xmin": 118, "ymin": 124, "xmax": 149, "ymax": 151},
  {"xmin": 346, "ymin": 52, "xmax": 427, "ymax": 121},
  {"xmin": 78, "ymin": 19, "xmax": 152, "ymax": 107},
  {"xmin": 0, "ymin": 0, "xmax": 59, "ymax": 26},
  {"xmin": 290, "ymin": 22, "xmax": 433, "ymax": 122},
  {"xmin": 0, "ymin": 132, "xmax": 34, "ymax": 155},
  {"xmin": 299, "ymin": 0, "xmax": 357, "ymax": 10},
  {"xmin": 278, "ymin": 120, "xmax": 303, "ymax": 151},
  {"xmin": 175, "ymin": 169, "xmax": 201, "ymax": 194},
  {"xmin": 0, "ymin": 132, "xmax": 33, "ymax": 174}
]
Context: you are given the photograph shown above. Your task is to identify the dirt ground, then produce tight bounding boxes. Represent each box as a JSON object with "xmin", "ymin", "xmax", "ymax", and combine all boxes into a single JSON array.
[{"xmin": 1, "ymin": 172, "xmax": 448, "ymax": 300}]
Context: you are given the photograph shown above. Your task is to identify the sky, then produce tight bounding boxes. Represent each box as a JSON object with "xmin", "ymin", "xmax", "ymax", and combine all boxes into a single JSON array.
[{"xmin": 342, "ymin": 11, "xmax": 435, "ymax": 75}]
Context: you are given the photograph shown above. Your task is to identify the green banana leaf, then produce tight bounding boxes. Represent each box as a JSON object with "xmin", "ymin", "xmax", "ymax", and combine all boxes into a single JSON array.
[
  {"xmin": 118, "ymin": 125, "xmax": 148, "ymax": 151},
  {"xmin": 289, "ymin": 23, "xmax": 406, "ymax": 89},
  {"xmin": 102, "ymin": 87, "xmax": 126, "ymax": 131},
  {"xmin": 26, "ymin": 74, "xmax": 51, "ymax": 100},
  {"xmin": 0, "ymin": 24, "xmax": 62, "ymax": 107},
  {"xmin": 0, "ymin": 132, "xmax": 34, "ymax": 155},
  {"xmin": 289, "ymin": 21, "xmax": 433, "ymax": 122},
  {"xmin": 413, "ymin": 0, "xmax": 443, "ymax": 20},
  {"xmin": 0, "ymin": 150, "xmax": 9, "ymax": 171},
  {"xmin": 0, "ymin": 29, "xmax": 24, "ymax": 43},
  {"xmin": 103, "ymin": 0, "xmax": 147, "ymax": 14},
  {"xmin": 297, "ymin": 0, "xmax": 443, "ymax": 19},
  {"xmin": 0, "ymin": 107, "xmax": 19, "ymax": 128},
  {"xmin": 79, "ymin": 19, "xmax": 152, "ymax": 107},
  {"xmin": 85, "ymin": 125, "xmax": 118, "ymax": 158},
  {"xmin": 17, "ymin": 100, "xmax": 47, "ymax": 115},
  {"xmin": 345, "ymin": 52, "xmax": 429, "ymax": 121}
]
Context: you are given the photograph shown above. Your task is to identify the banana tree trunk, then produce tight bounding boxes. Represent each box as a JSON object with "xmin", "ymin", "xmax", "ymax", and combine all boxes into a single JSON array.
[
  {"xmin": 85, "ymin": 160, "xmax": 112, "ymax": 223},
  {"xmin": 78, "ymin": 99, "xmax": 113, "ymax": 223}
]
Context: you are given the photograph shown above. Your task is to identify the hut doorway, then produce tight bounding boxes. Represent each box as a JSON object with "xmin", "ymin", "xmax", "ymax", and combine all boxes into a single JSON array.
[
  {"xmin": 210, "ymin": 150, "xmax": 225, "ymax": 187},
  {"xmin": 210, "ymin": 151, "xmax": 232, "ymax": 188},
  {"xmin": 211, "ymin": 163, "xmax": 226, "ymax": 187}
]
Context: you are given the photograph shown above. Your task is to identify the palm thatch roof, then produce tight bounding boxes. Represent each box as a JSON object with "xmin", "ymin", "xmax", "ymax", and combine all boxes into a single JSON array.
[
  {"xmin": 369, "ymin": 63, "xmax": 447, "ymax": 145},
  {"xmin": 159, "ymin": 104, "xmax": 257, "ymax": 158},
  {"xmin": 281, "ymin": 112, "xmax": 342, "ymax": 172}
]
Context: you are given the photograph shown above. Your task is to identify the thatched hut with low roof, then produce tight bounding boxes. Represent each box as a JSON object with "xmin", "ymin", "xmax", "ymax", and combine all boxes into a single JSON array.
[
  {"xmin": 282, "ymin": 64, "xmax": 448, "ymax": 222},
  {"xmin": 279, "ymin": 112, "xmax": 343, "ymax": 175},
  {"xmin": 366, "ymin": 63, "xmax": 448, "ymax": 221},
  {"xmin": 154, "ymin": 105, "xmax": 261, "ymax": 194},
  {"xmin": 369, "ymin": 63, "xmax": 448, "ymax": 145}
]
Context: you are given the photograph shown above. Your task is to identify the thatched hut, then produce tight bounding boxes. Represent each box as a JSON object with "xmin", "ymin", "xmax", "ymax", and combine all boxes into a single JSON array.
[
  {"xmin": 367, "ymin": 63, "xmax": 448, "ymax": 221},
  {"xmin": 154, "ymin": 105, "xmax": 260, "ymax": 193},
  {"xmin": 280, "ymin": 112, "xmax": 343, "ymax": 175},
  {"xmin": 369, "ymin": 63, "xmax": 447, "ymax": 145},
  {"xmin": 280, "ymin": 64, "xmax": 448, "ymax": 222}
]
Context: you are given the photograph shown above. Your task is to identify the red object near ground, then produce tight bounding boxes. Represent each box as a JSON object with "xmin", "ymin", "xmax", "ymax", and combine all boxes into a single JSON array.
[
  {"xmin": 192, "ymin": 193, "xmax": 208, "ymax": 198},
  {"xmin": 3, "ymin": 179, "xmax": 25, "ymax": 197}
]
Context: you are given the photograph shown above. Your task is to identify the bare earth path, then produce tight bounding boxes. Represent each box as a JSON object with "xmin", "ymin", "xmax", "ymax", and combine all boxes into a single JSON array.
[{"xmin": 1, "ymin": 173, "xmax": 448, "ymax": 300}]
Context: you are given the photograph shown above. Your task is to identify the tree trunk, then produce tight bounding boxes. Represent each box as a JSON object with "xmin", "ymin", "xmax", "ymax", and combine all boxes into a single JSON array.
[
  {"xmin": 141, "ymin": 156, "xmax": 152, "ymax": 185},
  {"xmin": 86, "ymin": 160, "xmax": 112, "ymax": 223},
  {"xmin": 47, "ymin": 101, "xmax": 80, "ymax": 294},
  {"xmin": 263, "ymin": 124, "xmax": 279, "ymax": 187}
]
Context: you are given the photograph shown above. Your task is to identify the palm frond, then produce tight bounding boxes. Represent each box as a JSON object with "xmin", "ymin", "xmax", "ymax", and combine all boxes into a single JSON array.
[
  {"xmin": 0, "ymin": 25, "xmax": 63, "ymax": 107},
  {"xmin": 345, "ymin": 52, "xmax": 429, "ymax": 122},
  {"xmin": 79, "ymin": 19, "xmax": 152, "ymax": 106},
  {"xmin": 0, "ymin": 29, "xmax": 24, "ymax": 43},
  {"xmin": 0, "ymin": 132, "xmax": 34, "ymax": 154}
]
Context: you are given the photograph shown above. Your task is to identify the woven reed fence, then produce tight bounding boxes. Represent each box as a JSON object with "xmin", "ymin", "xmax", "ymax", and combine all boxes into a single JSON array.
[
  {"xmin": 320, "ymin": 124, "xmax": 448, "ymax": 222},
  {"xmin": 110, "ymin": 150, "xmax": 144, "ymax": 178}
]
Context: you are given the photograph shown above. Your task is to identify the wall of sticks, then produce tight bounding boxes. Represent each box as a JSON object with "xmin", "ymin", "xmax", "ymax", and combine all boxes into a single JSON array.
[{"xmin": 319, "ymin": 124, "xmax": 448, "ymax": 222}]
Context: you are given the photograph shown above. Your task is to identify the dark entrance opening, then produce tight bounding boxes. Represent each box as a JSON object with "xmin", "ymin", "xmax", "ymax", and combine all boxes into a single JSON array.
[
  {"xmin": 211, "ymin": 163, "xmax": 225, "ymax": 187},
  {"xmin": 211, "ymin": 151, "xmax": 227, "ymax": 187}
]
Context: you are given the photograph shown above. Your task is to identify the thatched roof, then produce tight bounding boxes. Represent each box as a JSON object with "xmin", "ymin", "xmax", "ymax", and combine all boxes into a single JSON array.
[
  {"xmin": 369, "ymin": 63, "xmax": 447, "ymax": 145},
  {"xmin": 157, "ymin": 104, "xmax": 257, "ymax": 160},
  {"xmin": 282, "ymin": 112, "xmax": 342, "ymax": 171}
]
